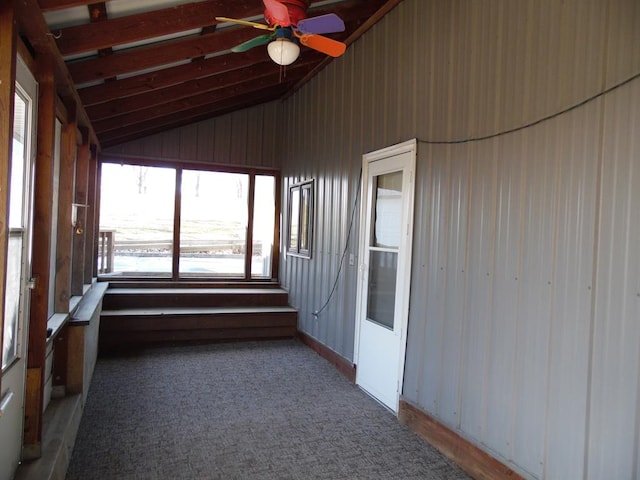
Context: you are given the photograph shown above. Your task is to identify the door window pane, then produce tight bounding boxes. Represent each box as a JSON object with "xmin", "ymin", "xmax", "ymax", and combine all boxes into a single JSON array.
[
  {"xmin": 371, "ymin": 171, "xmax": 403, "ymax": 248},
  {"xmin": 99, "ymin": 164, "xmax": 176, "ymax": 276},
  {"xmin": 251, "ymin": 175, "xmax": 275, "ymax": 278},
  {"xmin": 366, "ymin": 250, "xmax": 398, "ymax": 329},
  {"xmin": 179, "ymin": 170, "xmax": 248, "ymax": 277},
  {"xmin": 3, "ymin": 92, "xmax": 28, "ymax": 369}
]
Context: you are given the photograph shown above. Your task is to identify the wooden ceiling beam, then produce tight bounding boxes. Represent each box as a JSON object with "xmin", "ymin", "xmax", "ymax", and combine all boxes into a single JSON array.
[
  {"xmin": 15, "ymin": 0, "xmax": 99, "ymax": 148},
  {"xmin": 67, "ymin": 27, "xmax": 260, "ymax": 84},
  {"xmin": 79, "ymin": 48, "xmax": 273, "ymax": 106},
  {"xmin": 87, "ymin": 56, "xmax": 319, "ymax": 120},
  {"xmin": 94, "ymin": 73, "xmax": 303, "ymax": 134},
  {"xmin": 99, "ymin": 87, "xmax": 288, "ymax": 147},
  {"xmin": 38, "ymin": 0, "xmax": 95, "ymax": 11},
  {"xmin": 67, "ymin": 1, "xmax": 379, "ymax": 85},
  {"xmin": 56, "ymin": 0, "xmax": 260, "ymax": 56}
]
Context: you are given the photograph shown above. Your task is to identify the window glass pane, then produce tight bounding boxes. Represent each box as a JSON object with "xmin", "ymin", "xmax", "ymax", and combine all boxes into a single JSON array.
[
  {"xmin": 48, "ymin": 120, "xmax": 61, "ymax": 318},
  {"xmin": 288, "ymin": 187, "xmax": 300, "ymax": 251},
  {"xmin": 99, "ymin": 164, "xmax": 175, "ymax": 276},
  {"xmin": 366, "ymin": 250, "xmax": 397, "ymax": 330},
  {"xmin": 3, "ymin": 92, "xmax": 29, "ymax": 369},
  {"xmin": 300, "ymin": 186, "xmax": 310, "ymax": 251},
  {"xmin": 180, "ymin": 170, "xmax": 248, "ymax": 277},
  {"xmin": 2, "ymin": 235, "xmax": 22, "ymax": 369},
  {"xmin": 252, "ymin": 175, "xmax": 275, "ymax": 278},
  {"xmin": 372, "ymin": 171, "xmax": 403, "ymax": 248},
  {"xmin": 9, "ymin": 93, "xmax": 27, "ymax": 229}
]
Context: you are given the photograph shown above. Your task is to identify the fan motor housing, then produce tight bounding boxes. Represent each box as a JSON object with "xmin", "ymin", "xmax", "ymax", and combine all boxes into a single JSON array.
[{"xmin": 265, "ymin": 0, "xmax": 310, "ymax": 26}]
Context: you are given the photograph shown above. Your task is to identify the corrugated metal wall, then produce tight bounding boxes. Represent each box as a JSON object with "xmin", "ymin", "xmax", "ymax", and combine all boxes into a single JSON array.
[
  {"xmin": 280, "ymin": 0, "xmax": 640, "ymax": 478},
  {"xmin": 104, "ymin": 101, "xmax": 283, "ymax": 167}
]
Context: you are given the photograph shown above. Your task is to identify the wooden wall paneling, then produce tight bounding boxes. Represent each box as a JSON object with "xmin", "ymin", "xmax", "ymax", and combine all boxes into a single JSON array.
[
  {"xmin": 0, "ymin": 0, "xmax": 18, "ymax": 397},
  {"xmin": 71, "ymin": 141, "xmax": 89, "ymax": 295},
  {"xmin": 52, "ymin": 324, "xmax": 68, "ymax": 391},
  {"xmin": 65, "ymin": 325, "xmax": 84, "ymax": 394},
  {"xmin": 54, "ymin": 109, "xmax": 77, "ymax": 313},
  {"xmin": 23, "ymin": 57, "xmax": 56, "ymax": 460},
  {"xmin": 83, "ymin": 147, "xmax": 98, "ymax": 281}
]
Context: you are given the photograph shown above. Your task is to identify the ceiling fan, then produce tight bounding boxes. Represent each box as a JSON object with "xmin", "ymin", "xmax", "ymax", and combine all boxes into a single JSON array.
[{"xmin": 216, "ymin": 0, "xmax": 347, "ymax": 66}]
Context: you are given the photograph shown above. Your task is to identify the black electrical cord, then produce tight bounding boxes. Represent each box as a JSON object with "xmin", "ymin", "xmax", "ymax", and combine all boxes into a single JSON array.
[
  {"xmin": 313, "ymin": 167, "xmax": 363, "ymax": 319},
  {"xmin": 417, "ymin": 70, "xmax": 640, "ymax": 145},
  {"xmin": 312, "ymin": 70, "xmax": 640, "ymax": 318}
]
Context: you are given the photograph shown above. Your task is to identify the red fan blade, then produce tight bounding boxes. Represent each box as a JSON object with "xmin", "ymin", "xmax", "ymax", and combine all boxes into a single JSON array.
[
  {"xmin": 298, "ymin": 34, "xmax": 346, "ymax": 58},
  {"xmin": 263, "ymin": 0, "xmax": 291, "ymax": 27}
]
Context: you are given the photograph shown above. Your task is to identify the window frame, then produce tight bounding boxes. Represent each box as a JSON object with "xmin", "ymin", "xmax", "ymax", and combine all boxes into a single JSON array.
[{"xmin": 287, "ymin": 179, "xmax": 314, "ymax": 259}]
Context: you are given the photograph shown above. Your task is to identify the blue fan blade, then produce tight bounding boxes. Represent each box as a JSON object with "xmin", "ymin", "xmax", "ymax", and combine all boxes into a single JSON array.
[{"xmin": 297, "ymin": 14, "xmax": 345, "ymax": 35}]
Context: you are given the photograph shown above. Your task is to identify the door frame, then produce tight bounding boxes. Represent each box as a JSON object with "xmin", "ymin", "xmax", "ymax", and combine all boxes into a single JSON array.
[
  {"xmin": 0, "ymin": 53, "xmax": 37, "ymax": 479},
  {"xmin": 353, "ymin": 139, "xmax": 416, "ymax": 412}
]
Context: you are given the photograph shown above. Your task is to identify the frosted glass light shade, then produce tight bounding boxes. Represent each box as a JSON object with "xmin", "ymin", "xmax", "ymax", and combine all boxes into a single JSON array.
[{"xmin": 267, "ymin": 38, "xmax": 300, "ymax": 66}]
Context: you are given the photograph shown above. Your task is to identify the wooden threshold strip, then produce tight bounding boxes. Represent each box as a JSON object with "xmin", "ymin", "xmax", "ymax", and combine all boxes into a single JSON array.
[{"xmin": 398, "ymin": 400, "xmax": 525, "ymax": 480}]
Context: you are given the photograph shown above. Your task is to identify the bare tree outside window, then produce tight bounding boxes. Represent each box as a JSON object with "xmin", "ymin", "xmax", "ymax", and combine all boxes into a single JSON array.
[{"xmin": 136, "ymin": 166, "xmax": 149, "ymax": 194}]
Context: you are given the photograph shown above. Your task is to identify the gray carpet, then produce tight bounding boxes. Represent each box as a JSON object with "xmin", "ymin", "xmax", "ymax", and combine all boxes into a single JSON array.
[{"xmin": 66, "ymin": 339, "xmax": 470, "ymax": 479}]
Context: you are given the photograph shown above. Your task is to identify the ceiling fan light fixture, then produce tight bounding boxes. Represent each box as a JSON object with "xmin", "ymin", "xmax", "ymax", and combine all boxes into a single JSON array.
[{"xmin": 267, "ymin": 38, "xmax": 300, "ymax": 65}]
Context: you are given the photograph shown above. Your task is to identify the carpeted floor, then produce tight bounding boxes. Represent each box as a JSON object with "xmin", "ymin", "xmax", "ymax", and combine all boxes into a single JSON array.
[{"xmin": 66, "ymin": 339, "xmax": 470, "ymax": 479}]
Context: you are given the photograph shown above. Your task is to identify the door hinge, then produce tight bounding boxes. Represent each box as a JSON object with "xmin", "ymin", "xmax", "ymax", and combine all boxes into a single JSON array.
[{"xmin": 27, "ymin": 278, "xmax": 37, "ymax": 290}]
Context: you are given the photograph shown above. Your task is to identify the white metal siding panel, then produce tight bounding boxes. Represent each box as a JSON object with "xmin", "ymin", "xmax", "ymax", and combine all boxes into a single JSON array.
[
  {"xmin": 484, "ymin": 137, "xmax": 523, "ymax": 460},
  {"xmin": 460, "ymin": 141, "xmax": 497, "ymax": 444},
  {"xmin": 103, "ymin": 101, "xmax": 283, "ymax": 167},
  {"xmin": 437, "ymin": 149, "xmax": 469, "ymax": 427},
  {"xmin": 588, "ymin": 79, "xmax": 640, "ymax": 480},
  {"xmin": 544, "ymin": 101, "xmax": 601, "ymax": 480},
  {"xmin": 281, "ymin": 2, "xmax": 640, "ymax": 478}
]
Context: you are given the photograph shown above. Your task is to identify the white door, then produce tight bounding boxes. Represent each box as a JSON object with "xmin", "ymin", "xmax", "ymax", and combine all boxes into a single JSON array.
[
  {"xmin": 355, "ymin": 140, "xmax": 416, "ymax": 413},
  {"xmin": 0, "ymin": 56, "xmax": 37, "ymax": 480}
]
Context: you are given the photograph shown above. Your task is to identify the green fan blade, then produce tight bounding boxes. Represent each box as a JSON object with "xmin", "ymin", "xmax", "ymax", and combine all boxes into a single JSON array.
[{"xmin": 231, "ymin": 34, "xmax": 274, "ymax": 53}]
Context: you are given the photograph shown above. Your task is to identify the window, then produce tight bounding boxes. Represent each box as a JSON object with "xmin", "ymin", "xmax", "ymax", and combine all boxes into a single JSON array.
[
  {"xmin": 287, "ymin": 180, "xmax": 314, "ymax": 258},
  {"xmin": 98, "ymin": 161, "xmax": 279, "ymax": 279}
]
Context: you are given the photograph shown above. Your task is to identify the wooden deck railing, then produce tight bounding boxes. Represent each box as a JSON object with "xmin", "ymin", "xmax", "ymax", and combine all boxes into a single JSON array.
[
  {"xmin": 98, "ymin": 231, "xmax": 267, "ymax": 274},
  {"xmin": 98, "ymin": 230, "xmax": 115, "ymax": 273}
]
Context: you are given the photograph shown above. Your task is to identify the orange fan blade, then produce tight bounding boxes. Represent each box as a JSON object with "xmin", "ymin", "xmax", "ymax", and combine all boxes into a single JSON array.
[{"xmin": 298, "ymin": 34, "xmax": 346, "ymax": 58}]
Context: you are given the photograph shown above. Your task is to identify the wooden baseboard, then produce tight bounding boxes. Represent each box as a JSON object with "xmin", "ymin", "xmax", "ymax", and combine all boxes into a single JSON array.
[
  {"xmin": 297, "ymin": 330, "xmax": 356, "ymax": 383},
  {"xmin": 398, "ymin": 400, "xmax": 524, "ymax": 480}
]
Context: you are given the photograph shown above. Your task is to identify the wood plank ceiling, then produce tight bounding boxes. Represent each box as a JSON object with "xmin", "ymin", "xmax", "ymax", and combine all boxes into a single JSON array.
[{"xmin": 24, "ymin": 0, "xmax": 402, "ymax": 148}]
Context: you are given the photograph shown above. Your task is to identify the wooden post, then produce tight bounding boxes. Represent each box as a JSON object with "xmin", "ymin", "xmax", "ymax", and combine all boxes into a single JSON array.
[
  {"xmin": 245, "ymin": 172, "xmax": 256, "ymax": 279},
  {"xmin": 23, "ymin": 56, "xmax": 56, "ymax": 460},
  {"xmin": 55, "ymin": 101, "xmax": 77, "ymax": 313},
  {"xmin": 71, "ymin": 140, "xmax": 89, "ymax": 295},
  {"xmin": 84, "ymin": 146, "xmax": 98, "ymax": 281},
  {"xmin": 172, "ymin": 168, "xmax": 182, "ymax": 280},
  {"xmin": 272, "ymin": 171, "xmax": 281, "ymax": 280},
  {"xmin": 0, "ymin": 0, "xmax": 18, "ymax": 398}
]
